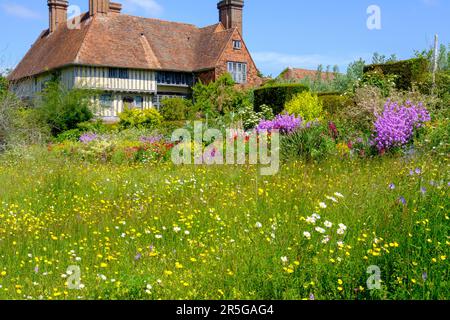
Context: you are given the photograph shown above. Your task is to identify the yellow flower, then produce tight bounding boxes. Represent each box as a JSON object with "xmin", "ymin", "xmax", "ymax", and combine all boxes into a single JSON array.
[
  {"xmin": 164, "ymin": 270, "xmax": 173, "ymax": 276},
  {"xmin": 337, "ymin": 286, "xmax": 343, "ymax": 291},
  {"xmin": 175, "ymin": 262, "xmax": 183, "ymax": 269},
  {"xmin": 0, "ymin": 271, "xmax": 6, "ymax": 277},
  {"xmin": 337, "ymin": 279, "xmax": 343, "ymax": 285},
  {"xmin": 100, "ymin": 262, "xmax": 108, "ymax": 268},
  {"xmin": 440, "ymin": 255, "xmax": 446, "ymax": 261}
]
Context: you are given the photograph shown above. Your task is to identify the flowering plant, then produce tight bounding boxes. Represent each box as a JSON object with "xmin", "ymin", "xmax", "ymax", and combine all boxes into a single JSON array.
[
  {"xmin": 372, "ymin": 100, "xmax": 431, "ymax": 152},
  {"xmin": 256, "ymin": 113, "xmax": 303, "ymax": 134}
]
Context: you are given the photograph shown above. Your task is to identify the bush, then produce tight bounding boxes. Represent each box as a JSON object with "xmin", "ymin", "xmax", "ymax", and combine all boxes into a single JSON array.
[
  {"xmin": 1, "ymin": 92, "xmax": 50, "ymax": 150},
  {"xmin": 254, "ymin": 83, "xmax": 309, "ymax": 115},
  {"xmin": 280, "ymin": 124, "xmax": 336, "ymax": 161},
  {"xmin": 36, "ymin": 81, "xmax": 94, "ymax": 135},
  {"xmin": 77, "ymin": 119, "xmax": 110, "ymax": 134},
  {"xmin": 358, "ymin": 70, "xmax": 397, "ymax": 96},
  {"xmin": 285, "ymin": 91, "xmax": 324, "ymax": 122},
  {"xmin": 318, "ymin": 92, "xmax": 354, "ymax": 114},
  {"xmin": 192, "ymin": 74, "xmax": 250, "ymax": 118},
  {"xmin": 160, "ymin": 97, "xmax": 192, "ymax": 121},
  {"xmin": 55, "ymin": 129, "xmax": 83, "ymax": 143},
  {"xmin": 118, "ymin": 107, "xmax": 163, "ymax": 129},
  {"xmin": 363, "ymin": 58, "xmax": 429, "ymax": 91}
]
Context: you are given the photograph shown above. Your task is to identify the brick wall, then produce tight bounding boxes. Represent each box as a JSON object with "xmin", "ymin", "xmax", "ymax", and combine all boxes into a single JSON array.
[{"xmin": 214, "ymin": 29, "xmax": 261, "ymax": 87}]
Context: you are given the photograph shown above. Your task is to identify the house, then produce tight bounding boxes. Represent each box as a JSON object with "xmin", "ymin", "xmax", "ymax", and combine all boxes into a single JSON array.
[
  {"xmin": 279, "ymin": 67, "xmax": 335, "ymax": 82},
  {"xmin": 8, "ymin": 0, "xmax": 260, "ymax": 120}
]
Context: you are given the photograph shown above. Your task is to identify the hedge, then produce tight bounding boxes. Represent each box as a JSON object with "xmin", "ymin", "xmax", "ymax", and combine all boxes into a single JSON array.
[
  {"xmin": 363, "ymin": 58, "xmax": 429, "ymax": 91},
  {"xmin": 317, "ymin": 92, "xmax": 354, "ymax": 114},
  {"xmin": 254, "ymin": 83, "xmax": 309, "ymax": 114}
]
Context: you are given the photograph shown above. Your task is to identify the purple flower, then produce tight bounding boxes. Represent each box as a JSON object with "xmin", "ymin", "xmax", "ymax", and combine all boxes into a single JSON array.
[
  {"xmin": 34, "ymin": 266, "xmax": 39, "ymax": 273},
  {"xmin": 134, "ymin": 253, "xmax": 142, "ymax": 261},
  {"xmin": 372, "ymin": 100, "xmax": 431, "ymax": 152},
  {"xmin": 79, "ymin": 133, "xmax": 98, "ymax": 144},
  {"xmin": 389, "ymin": 183, "xmax": 396, "ymax": 190},
  {"xmin": 420, "ymin": 187, "xmax": 427, "ymax": 195},
  {"xmin": 309, "ymin": 293, "xmax": 315, "ymax": 300},
  {"xmin": 415, "ymin": 168, "xmax": 422, "ymax": 175},
  {"xmin": 256, "ymin": 113, "xmax": 304, "ymax": 134},
  {"xmin": 140, "ymin": 135, "xmax": 164, "ymax": 144},
  {"xmin": 422, "ymin": 272, "xmax": 428, "ymax": 281},
  {"xmin": 399, "ymin": 196, "xmax": 407, "ymax": 205}
]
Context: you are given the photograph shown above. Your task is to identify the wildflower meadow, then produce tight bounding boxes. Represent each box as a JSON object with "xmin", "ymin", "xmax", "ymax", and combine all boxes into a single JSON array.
[{"xmin": 0, "ymin": 149, "xmax": 448, "ymax": 300}]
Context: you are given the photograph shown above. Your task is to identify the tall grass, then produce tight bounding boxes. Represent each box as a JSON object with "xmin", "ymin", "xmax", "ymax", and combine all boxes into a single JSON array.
[{"xmin": 0, "ymin": 150, "xmax": 448, "ymax": 300}]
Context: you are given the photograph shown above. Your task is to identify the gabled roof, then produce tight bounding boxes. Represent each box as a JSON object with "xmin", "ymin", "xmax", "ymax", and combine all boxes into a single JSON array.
[
  {"xmin": 9, "ymin": 13, "xmax": 236, "ymax": 81},
  {"xmin": 280, "ymin": 67, "xmax": 336, "ymax": 81}
]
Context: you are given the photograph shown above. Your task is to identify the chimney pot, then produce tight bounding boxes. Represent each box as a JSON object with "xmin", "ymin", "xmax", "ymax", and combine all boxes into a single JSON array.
[
  {"xmin": 218, "ymin": 0, "xmax": 244, "ymax": 35},
  {"xmin": 48, "ymin": 0, "xmax": 69, "ymax": 33}
]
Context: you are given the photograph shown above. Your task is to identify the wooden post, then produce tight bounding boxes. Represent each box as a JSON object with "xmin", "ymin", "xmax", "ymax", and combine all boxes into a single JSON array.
[{"xmin": 432, "ymin": 34, "xmax": 438, "ymax": 92}]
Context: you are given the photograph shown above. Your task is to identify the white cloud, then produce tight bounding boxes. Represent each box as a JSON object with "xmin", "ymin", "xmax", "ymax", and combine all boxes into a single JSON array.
[
  {"xmin": 122, "ymin": 0, "xmax": 163, "ymax": 16},
  {"xmin": 1, "ymin": 3, "xmax": 41, "ymax": 19}
]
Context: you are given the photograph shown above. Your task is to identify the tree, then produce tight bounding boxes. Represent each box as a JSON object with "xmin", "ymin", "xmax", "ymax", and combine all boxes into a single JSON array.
[{"xmin": 0, "ymin": 73, "xmax": 8, "ymax": 97}]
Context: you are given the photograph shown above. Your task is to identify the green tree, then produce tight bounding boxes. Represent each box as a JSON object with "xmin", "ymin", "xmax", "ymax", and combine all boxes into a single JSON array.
[{"xmin": 37, "ymin": 80, "xmax": 94, "ymax": 135}]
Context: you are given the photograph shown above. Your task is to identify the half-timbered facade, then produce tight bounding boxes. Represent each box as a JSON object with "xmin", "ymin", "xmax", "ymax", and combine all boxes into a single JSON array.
[{"xmin": 8, "ymin": 0, "xmax": 260, "ymax": 120}]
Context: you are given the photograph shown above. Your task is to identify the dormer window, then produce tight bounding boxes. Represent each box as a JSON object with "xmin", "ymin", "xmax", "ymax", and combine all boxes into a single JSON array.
[{"xmin": 233, "ymin": 40, "xmax": 242, "ymax": 50}]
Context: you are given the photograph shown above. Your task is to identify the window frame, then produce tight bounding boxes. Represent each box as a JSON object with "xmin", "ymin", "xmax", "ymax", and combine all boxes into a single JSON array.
[
  {"xmin": 233, "ymin": 40, "xmax": 242, "ymax": 50},
  {"xmin": 227, "ymin": 61, "xmax": 248, "ymax": 84}
]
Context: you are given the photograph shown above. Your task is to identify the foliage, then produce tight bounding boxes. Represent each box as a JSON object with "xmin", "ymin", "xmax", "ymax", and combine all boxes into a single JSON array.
[
  {"xmin": 280, "ymin": 124, "xmax": 336, "ymax": 161},
  {"xmin": 192, "ymin": 74, "xmax": 249, "ymax": 118},
  {"xmin": 160, "ymin": 97, "xmax": 192, "ymax": 121},
  {"xmin": 254, "ymin": 83, "xmax": 310, "ymax": 114},
  {"xmin": 284, "ymin": 91, "xmax": 324, "ymax": 122},
  {"xmin": 36, "ymin": 80, "xmax": 94, "ymax": 135},
  {"xmin": 118, "ymin": 107, "xmax": 163, "ymax": 129},
  {"xmin": 363, "ymin": 58, "xmax": 429, "ymax": 91},
  {"xmin": 415, "ymin": 117, "xmax": 449, "ymax": 155},
  {"xmin": 237, "ymin": 103, "xmax": 274, "ymax": 130},
  {"xmin": 358, "ymin": 70, "xmax": 398, "ymax": 97},
  {"xmin": 318, "ymin": 92, "xmax": 354, "ymax": 114},
  {"xmin": 372, "ymin": 100, "xmax": 431, "ymax": 153},
  {"xmin": 0, "ymin": 73, "xmax": 8, "ymax": 97}
]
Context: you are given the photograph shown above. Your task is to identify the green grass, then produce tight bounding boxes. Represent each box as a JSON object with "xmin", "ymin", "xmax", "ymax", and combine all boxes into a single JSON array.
[{"xmin": 0, "ymin": 149, "xmax": 448, "ymax": 300}]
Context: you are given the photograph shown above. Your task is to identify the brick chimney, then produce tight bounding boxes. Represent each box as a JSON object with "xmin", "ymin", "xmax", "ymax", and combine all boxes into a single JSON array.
[
  {"xmin": 89, "ymin": 0, "xmax": 110, "ymax": 16},
  {"xmin": 218, "ymin": 0, "xmax": 244, "ymax": 35},
  {"xmin": 109, "ymin": 2, "xmax": 122, "ymax": 15},
  {"xmin": 48, "ymin": 0, "xmax": 69, "ymax": 33}
]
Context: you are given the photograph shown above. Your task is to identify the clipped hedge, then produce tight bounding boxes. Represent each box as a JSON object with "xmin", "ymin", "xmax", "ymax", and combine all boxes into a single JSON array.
[
  {"xmin": 254, "ymin": 83, "xmax": 309, "ymax": 114},
  {"xmin": 318, "ymin": 92, "xmax": 354, "ymax": 114},
  {"xmin": 363, "ymin": 58, "xmax": 429, "ymax": 91}
]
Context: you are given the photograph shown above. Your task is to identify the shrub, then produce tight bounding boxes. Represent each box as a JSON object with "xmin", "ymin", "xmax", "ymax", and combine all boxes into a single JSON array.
[
  {"xmin": 363, "ymin": 58, "xmax": 429, "ymax": 91},
  {"xmin": 415, "ymin": 117, "xmax": 449, "ymax": 154},
  {"xmin": 318, "ymin": 92, "xmax": 354, "ymax": 114},
  {"xmin": 285, "ymin": 91, "xmax": 324, "ymax": 122},
  {"xmin": 118, "ymin": 107, "xmax": 163, "ymax": 129},
  {"xmin": 55, "ymin": 129, "xmax": 83, "ymax": 143},
  {"xmin": 77, "ymin": 120, "xmax": 110, "ymax": 134},
  {"xmin": 238, "ymin": 103, "xmax": 274, "ymax": 130},
  {"xmin": 372, "ymin": 100, "xmax": 431, "ymax": 153},
  {"xmin": 36, "ymin": 81, "xmax": 94, "ymax": 135},
  {"xmin": 358, "ymin": 70, "xmax": 397, "ymax": 96},
  {"xmin": 160, "ymin": 97, "xmax": 192, "ymax": 121},
  {"xmin": 192, "ymin": 74, "xmax": 249, "ymax": 117},
  {"xmin": 1, "ymin": 92, "xmax": 50, "ymax": 150},
  {"xmin": 253, "ymin": 83, "xmax": 309, "ymax": 114},
  {"xmin": 280, "ymin": 124, "xmax": 336, "ymax": 161}
]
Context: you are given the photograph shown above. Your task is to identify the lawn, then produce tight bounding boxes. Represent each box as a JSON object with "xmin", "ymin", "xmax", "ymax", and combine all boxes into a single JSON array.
[{"xmin": 0, "ymin": 150, "xmax": 448, "ymax": 300}]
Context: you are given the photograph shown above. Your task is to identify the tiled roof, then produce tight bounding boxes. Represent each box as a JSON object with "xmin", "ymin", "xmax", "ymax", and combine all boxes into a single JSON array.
[
  {"xmin": 9, "ymin": 13, "xmax": 235, "ymax": 81},
  {"xmin": 281, "ymin": 68, "xmax": 335, "ymax": 81}
]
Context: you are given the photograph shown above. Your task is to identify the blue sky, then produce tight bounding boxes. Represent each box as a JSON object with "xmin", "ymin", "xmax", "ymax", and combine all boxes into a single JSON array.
[{"xmin": 0, "ymin": 0, "xmax": 448, "ymax": 76}]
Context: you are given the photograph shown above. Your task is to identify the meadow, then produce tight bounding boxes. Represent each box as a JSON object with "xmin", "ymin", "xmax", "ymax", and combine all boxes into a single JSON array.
[{"xmin": 0, "ymin": 150, "xmax": 448, "ymax": 300}]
